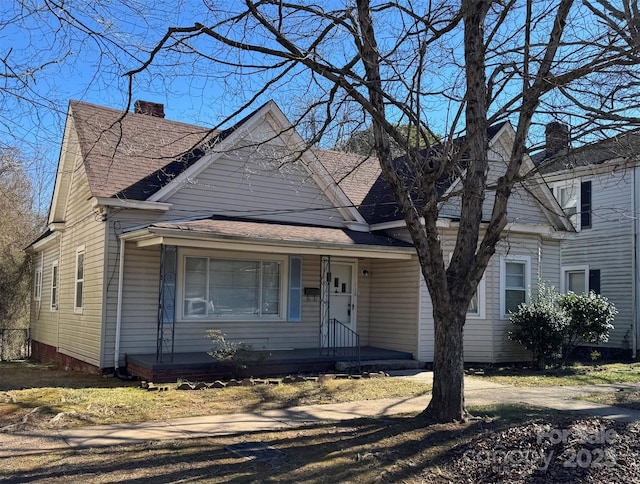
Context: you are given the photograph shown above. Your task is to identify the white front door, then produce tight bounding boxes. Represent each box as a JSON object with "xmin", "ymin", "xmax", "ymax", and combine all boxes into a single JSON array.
[{"xmin": 328, "ymin": 262, "xmax": 356, "ymax": 347}]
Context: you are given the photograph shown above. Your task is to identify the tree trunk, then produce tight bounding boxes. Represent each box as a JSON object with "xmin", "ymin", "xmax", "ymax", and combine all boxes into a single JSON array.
[{"xmin": 423, "ymin": 309, "xmax": 466, "ymax": 421}]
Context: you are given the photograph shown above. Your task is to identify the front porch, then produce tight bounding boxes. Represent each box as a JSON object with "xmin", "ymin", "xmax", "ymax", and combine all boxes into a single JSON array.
[{"xmin": 126, "ymin": 346, "xmax": 415, "ymax": 383}]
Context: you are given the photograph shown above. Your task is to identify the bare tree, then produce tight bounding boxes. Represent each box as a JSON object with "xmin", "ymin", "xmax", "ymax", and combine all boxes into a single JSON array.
[
  {"xmin": 0, "ymin": 148, "xmax": 42, "ymax": 332},
  {"xmin": 8, "ymin": 0, "xmax": 640, "ymax": 421}
]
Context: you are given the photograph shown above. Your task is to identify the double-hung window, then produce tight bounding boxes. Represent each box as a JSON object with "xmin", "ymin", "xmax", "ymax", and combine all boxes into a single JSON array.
[
  {"xmin": 553, "ymin": 180, "xmax": 592, "ymax": 230},
  {"xmin": 554, "ymin": 181, "xmax": 579, "ymax": 228},
  {"xmin": 562, "ymin": 265, "xmax": 589, "ymax": 294},
  {"xmin": 183, "ymin": 256, "xmax": 283, "ymax": 319},
  {"xmin": 500, "ymin": 255, "xmax": 531, "ymax": 317},
  {"xmin": 50, "ymin": 260, "xmax": 59, "ymax": 310},
  {"xmin": 74, "ymin": 246, "xmax": 85, "ymax": 313},
  {"xmin": 33, "ymin": 265, "xmax": 42, "ymax": 301}
]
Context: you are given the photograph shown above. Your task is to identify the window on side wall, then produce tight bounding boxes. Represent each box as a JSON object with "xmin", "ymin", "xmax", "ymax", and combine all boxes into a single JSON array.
[
  {"xmin": 561, "ymin": 265, "xmax": 588, "ymax": 294},
  {"xmin": 33, "ymin": 265, "xmax": 42, "ymax": 301},
  {"xmin": 50, "ymin": 260, "xmax": 59, "ymax": 310},
  {"xmin": 74, "ymin": 247, "xmax": 85, "ymax": 313},
  {"xmin": 553, "ymin": 180, "xmax": 592, "ymax": 230},
  {"xmin": 500, "ymin": 255, "xmax": 531, "ymax": 317},
  {"xmin": 182, "ymin": 255, "xmax": 286, "ymax": 320}
]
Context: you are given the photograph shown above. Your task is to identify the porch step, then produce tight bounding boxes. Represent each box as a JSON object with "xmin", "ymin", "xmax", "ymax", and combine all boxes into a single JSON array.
[{"xmin": 336, "ymin": 359, "xmax": 422, "ymax": 373}]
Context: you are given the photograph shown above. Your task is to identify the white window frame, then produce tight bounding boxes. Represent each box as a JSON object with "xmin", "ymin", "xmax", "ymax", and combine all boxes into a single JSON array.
[
  {"xmin": 500, "ymin": 255, "xmax": 531, "ymax": 319},
  {"xmin": 552, "ymin": 180, "xmax": 580, "ymax": 230},
  {"xmin": 466, "ymin": 276, "xmax": 486, "ymax": 319},
  {"xmin": 74, "ymin": 246, "xmax": 85, "ymax": 314},
  {"xmin": 50, "ymin": 260, "xmax": 59, "ymax": 311},
  {"xmin": 176, "ymin": 249, "xmax": 289, "ymax": 322},
  {"xmin": 33, "ymin": 265, "xmax": 42, "ymax": 301},
  {"xmin": 561, "ymin": 264, "xmax": 589, "ymax": 294},
  {"xmin": 448, "ymin": 253, "xmax": 486, "ymax": 319}
]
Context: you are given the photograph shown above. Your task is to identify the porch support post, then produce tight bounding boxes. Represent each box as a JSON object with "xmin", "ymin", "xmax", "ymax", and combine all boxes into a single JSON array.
[
  {"xmin": 157, "ymin": 245, "xmax": 177, "ymax": 363},
  {"xmin": 114, "ymin": 238, "xmax": 125, "ymax": 369},
  {"xmin": 320, "ymin": 255, "xmax": 331, "ymax": 352}
]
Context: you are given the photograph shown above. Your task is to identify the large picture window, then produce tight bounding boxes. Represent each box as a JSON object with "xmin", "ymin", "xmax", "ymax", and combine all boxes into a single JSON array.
[
  {"xmin": 183, "ymin": 256, "xmax": 282, "ymax": 319},
  {"xmin": 500, "ymin": 255, "xmax": 531, "ymax": 317}
]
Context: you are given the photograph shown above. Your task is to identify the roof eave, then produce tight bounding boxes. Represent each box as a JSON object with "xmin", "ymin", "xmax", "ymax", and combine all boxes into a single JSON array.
[{"xmin": 121, "ymin": 226, "xmax": 415, "ymax": 260}]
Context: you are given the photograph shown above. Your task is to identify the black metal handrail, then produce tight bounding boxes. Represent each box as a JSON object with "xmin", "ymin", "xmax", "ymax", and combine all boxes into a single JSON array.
[{"xmin": 329, "ymin": 318, "xmax": 361, "ymax": 372}]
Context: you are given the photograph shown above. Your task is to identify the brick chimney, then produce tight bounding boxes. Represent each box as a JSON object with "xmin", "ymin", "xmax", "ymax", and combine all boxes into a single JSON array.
[
  {"xmin": 134, "ymin": 100, "xmax": 165, "ymax": 118},
  {"xmin": 545, "ymin": 121, "xmax": 569, "ymax": 157}
]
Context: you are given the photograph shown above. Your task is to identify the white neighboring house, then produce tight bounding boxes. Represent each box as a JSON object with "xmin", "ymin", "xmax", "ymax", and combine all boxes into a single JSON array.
[
  {"xmin": 28, "ymin": 99, "xmax": 571, "ymax": 380},
  {"xmin": 538, "ymin": 122, "xmax": 640, "ymax": 357}
]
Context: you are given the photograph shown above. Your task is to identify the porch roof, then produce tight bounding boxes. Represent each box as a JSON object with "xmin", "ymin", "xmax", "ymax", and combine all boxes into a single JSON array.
[{"xmin": 121, "ymin": 216, "xmax": 415, "ymax": 259}]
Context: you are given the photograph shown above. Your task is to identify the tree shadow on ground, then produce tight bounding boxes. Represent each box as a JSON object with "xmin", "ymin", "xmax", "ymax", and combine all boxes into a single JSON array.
[{"xmin": 5, "ymin": 405, "xmax": 632, "ymax": 483}]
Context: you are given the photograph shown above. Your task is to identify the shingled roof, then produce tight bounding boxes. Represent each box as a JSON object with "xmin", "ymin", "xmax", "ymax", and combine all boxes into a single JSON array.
[
  {"xmin": 138, "ymin": 215, "xmax": 413, "ymax": 249},
  {"xmin": 69, "ymin": 100, "xmax": 215, "ymax": 199},
  {"xmin": 318, "ymin": 122, "xmax": 508, "ymax": 224},
  {"xmin": 534, "ymin": 129, "xmax": 640, "ymax": 174}
]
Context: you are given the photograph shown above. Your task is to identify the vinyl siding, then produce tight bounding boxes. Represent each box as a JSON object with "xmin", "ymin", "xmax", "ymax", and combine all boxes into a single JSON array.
[
  {"xmin": 112, "ymin": 251, "xmax": 374, "ymax": 361},
  {"xmin": 439, "ymin": 131, "xmax": 550, "ymax": 226},
  {"xmin": 559, "ymin": 170, "xmax": 635, "ymax": 350},
  {"xmin": 410, "ymin": 228, "xmax": 557, "ymax": 363},
  {"xmin": 29, "ymin": 239, "xmax": 61, "ymax": 348},
  {"xmin": 161, "ymin": 137, "xmax": 345, "ymax": 227},
  {"xmin": 54, "ymin": 162, "xmax": 106, "ymax": 367},
  {"xmin": 369, "ymin": 258, "xmax": 420, "ymax": 356}
]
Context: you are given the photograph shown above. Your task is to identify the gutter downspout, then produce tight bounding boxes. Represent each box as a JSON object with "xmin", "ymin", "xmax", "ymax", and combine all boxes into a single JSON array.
[{"xmin": 114, "ymin": 238, "xmax": 125, "ymax": 368}]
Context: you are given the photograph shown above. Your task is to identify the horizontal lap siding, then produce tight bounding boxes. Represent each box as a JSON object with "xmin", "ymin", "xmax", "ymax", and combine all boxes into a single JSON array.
[
  {"xmin": 30, "ymin": 242, "xmax": 61, "ymax": 348},
  {"xmin": 115, "ymin": 251, "xmax": 325, "ymax": 359},
  {"xmin": 163, "ymin": 145, "xmax": 345, "ymax": 227},
  {"xmin": 369, "ymin": 259, "xmax": 419, "ymax": 356},
  {"xmin": 560, "ymin": 171, "xmax": 634, "ymax": 350},
  {"xmin": 490, "ymin": 236, "xmax": 544, "ymax": 362},
  {"xmin": 56, "ymin": 164, "xmax": 106, "ymax": 367},
  {"xmin": 356, "ymin": 259, "xmax": 372, "ymax": 346}
]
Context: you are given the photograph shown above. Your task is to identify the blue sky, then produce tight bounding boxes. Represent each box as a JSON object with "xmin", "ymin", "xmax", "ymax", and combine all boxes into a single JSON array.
[{"xmin": 3, "ymin": 1, "xmax": 637, "ymax": 212}]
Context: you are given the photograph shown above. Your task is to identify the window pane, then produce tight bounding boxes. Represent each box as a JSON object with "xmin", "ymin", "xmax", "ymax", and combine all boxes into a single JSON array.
[
  {"xmin": 567, "ymin": 271, "xmax": 586, "ymax": 294},
  {"xmin": 77, "ymin": 253, "xmax": 84, "ymax": 280},
  {"xmin": 210, "ymin": 260, "xmax": 259, "ymax": 316},
  {"xmin": 468, "ymin": 291, "xmax": 479, "ymax": 314},
  {"xmin": 505, "ymin": 262, "xmax": 525, "ymax": 288},
  {"xmin": 184, "ymin": 257, "xmax": 282, "ymax": 319},
  {"xmin": 75, "ymin": 281, "xmax": 83, "ymax": 308},
  {"xmin": 558, "ymin": 185, "xmax": 578, "ymax": 225},
  {"xmin": 51, "ymin": 265, "xmax": 58, "ymax": 307},
  {"xmin": 505, "ymin": 289, "xmax": 525, "ymax": 313},
  {"xmin": 262, "ymin": 262, "xmax": 281, "ymax": 315},
  {"xmin": 184, "ymin": 257, "xmax": 207, "ymax": 316}
]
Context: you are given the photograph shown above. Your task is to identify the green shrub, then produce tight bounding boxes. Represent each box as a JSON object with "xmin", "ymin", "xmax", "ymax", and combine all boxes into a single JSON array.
[
  {"xmin": 558, "ymin": 291, "xmax": 617, "ymax": 366},
  {"xmin": 508, "ymin": 284, "xmax": 617, "ymax": 369},
  {"xmin": 508, "ymin": 283, "xmax": 567, "ymax": 369}
]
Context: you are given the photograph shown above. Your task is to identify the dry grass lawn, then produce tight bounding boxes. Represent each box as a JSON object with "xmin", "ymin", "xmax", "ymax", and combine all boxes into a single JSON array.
[
  {"xmin": 479, "ymin": 362, "xmax": 640, "ymax": 387},
  {"xmin": 0, "ymin": 361, "xmax": 430, "ymax": 430}
]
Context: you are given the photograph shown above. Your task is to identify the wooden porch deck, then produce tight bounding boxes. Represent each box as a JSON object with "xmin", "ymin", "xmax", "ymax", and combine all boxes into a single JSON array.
[{"xmin": 126, "ymin": 346, "xmax": 414, "ymax": 382}]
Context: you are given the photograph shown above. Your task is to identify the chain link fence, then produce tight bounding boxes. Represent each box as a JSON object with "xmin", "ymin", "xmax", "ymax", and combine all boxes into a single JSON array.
[{"xmin": 0, "ymin": 329, "xmax": 30, "ymax": 361}]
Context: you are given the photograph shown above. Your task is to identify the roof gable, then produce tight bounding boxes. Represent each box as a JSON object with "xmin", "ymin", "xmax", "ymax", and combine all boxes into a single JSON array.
[{"xmin": 148, "ymin": 101, "xmax": 366, "ymax": 226}]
